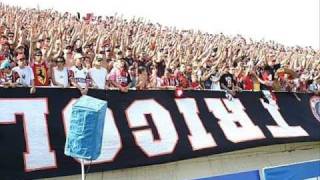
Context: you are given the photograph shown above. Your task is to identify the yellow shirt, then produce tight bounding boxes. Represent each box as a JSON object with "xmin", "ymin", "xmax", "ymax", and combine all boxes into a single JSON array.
[{"xmin": 253, "ymin": 80, "xmax": 260, "ymax": 91}]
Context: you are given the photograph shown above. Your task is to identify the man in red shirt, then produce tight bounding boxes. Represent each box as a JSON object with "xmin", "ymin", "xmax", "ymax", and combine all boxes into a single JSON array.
[
  {"xmin": 241, "ymin": 71, "xmax": 254, "ymax": 91},
  {"xmin": 30, "ymin": 50, "xmax": 50, "ymax": 86},
  {"xmin": 190, "ymin": 74, "xmax": 201, "ymax": 90},
  {"xmin": 161, "ymin": 69, "xmax": 178, "ymax": 89},
  {"xmin": 175, "ymin": 65, "xmax": 190, "ymax": 89},
  {"xmin": 176, "ymin": 71, "xmax": 190, "ymax": 89}
]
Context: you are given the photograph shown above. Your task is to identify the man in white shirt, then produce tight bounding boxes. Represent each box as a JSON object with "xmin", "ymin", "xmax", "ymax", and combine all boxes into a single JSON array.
[
  {"xmin": 12, "ymin": 54, "xmax": 36, "ymax": 94},
  {"xmin": 69, "ymin": 53, "xmax": 90, "ymax": 95},
  {"xmin": 51, "ymin": 56, "xmax": 72, "ymax": 88},
  {"xmin": 89, "ymin": 55, "xmax": 108, "ymax": 89}
]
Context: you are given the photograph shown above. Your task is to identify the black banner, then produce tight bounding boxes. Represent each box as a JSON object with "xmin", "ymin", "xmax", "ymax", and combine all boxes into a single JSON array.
[{"xmin": 0, "ymin": 88, "xmax": 319, "ymax": 179}]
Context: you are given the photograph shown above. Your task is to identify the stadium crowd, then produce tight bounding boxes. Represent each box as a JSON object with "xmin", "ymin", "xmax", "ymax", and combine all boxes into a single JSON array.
[{"xmin": 0, "ymin": 3, "xmax": 319, "ymax": 96}]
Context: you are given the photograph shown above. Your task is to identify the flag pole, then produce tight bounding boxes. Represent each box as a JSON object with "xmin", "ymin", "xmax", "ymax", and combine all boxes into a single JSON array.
[{"xmin": 81, "ymin": 159, "xmax": 85, "ymax": 180}]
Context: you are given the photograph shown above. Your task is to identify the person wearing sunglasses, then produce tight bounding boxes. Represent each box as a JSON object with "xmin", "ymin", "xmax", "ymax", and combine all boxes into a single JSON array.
[{"xmin": 51, "ymin": 56, "xmax": 72, "ymax": 88}]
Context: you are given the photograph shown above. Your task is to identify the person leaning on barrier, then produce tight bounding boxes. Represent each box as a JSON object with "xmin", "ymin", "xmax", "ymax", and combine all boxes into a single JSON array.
[
  {"xmin": 0, "ymin": 59, "xmax": 19, "ymax": 88},
  {"xmin": 219, "ymin": 65, "xmax": 238, "ymax": 97},
  {"xmin": 136, "ymin": 66, "xmax": 148, "ymax": 90},
  {"xmin": 51, "ymin": 56, "xmax": 73, "ymax": 88},
  {"xmin": 160, "ymin": 68, "xmax": 178, "ymax": 89},
  {"xmin": 149, "ymin": 66, "xmax": 162, "ymax": 89},
  {"xmin": 239, "ymin": 68, "xmax": 255, "ymax": 91},
  {"xmin": 11, "ymin": 54, "xmax": 36, "ymax": 94},
  {"xmin": 69, "ymin": 53, "xmax": 91, "ymax": 95},
  {"xmin": 190, "ymin": 74, "xmax": 202, "ymax": 90},
  {"xmin": 30, "ymin": 50, "xmax": 51, "ymax": 87},
  {"xmin": 201, "ymin": 67, "xmax": 221, "ymax": 90},
  {"xmin": 89, "ymin": 55, "xmax": 108, "ymax": 90},
  {"xmin": 128, "ymin": 66, "xmax": 137, "ymax": 88},
  {"xmin": 108, "ymin": 59, "xmax": 131, "ymax": 92}
]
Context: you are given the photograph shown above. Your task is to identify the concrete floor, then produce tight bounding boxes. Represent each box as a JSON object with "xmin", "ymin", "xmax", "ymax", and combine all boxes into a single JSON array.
[{"xmin": 44, "ymin": 141, "xmax": 320, "ymax": 180}]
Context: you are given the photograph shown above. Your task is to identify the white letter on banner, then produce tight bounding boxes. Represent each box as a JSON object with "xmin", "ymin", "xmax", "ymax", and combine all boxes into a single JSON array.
[
  {"xmin": 0, "ymin": 98, "xmax": 57, "ymax": 172},
  {"xmin": 204, "ymin": 98, "xmax": 265, "ymax": 143},
  {"xmin": 62, "ymin": 99, "xmax": 122, "ymax": 164},
  {"xmin": 126, "ymin": 99, "xmax": 178, "ymax": 157},
  {"xmin": 175, "ymin": 98, "xmax": 217, "ymax": 150},
  {"xmin": 260, "ymin": 99, "xmax": 308, "ymax": 137}
]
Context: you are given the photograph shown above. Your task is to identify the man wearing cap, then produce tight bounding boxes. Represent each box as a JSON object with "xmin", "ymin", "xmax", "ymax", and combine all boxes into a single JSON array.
[
  {"xmin": 0, "ymin": 59, "xmax": 19, "ymax": 88},
  {"xmin": 136, "ymin": 66, "xmax": 148, "ymax": 90},
  {"xmin": 69, "ymin": 53, "xmax": 90, "ymax": 95},
  {"xmin": 89, "ymin": 55, "xmax": 108, "ymax": 89},
  {"xmin": 30, "ymin": 50, "xmax": 50, "ymax": 86},
  {"xmin": 12, "ymin": 54, "xmax": 36, "ymax": 94}
]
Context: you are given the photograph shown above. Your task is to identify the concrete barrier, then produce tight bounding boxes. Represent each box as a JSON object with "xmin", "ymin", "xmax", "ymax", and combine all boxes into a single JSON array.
[{"xmin": 44, "ymin": 141, "xmax": 320, "ymax": 180}]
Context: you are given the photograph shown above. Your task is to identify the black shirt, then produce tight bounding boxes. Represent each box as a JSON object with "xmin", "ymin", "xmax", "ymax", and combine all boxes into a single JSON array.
[
  {"xmin": 155, "ymin": 60, "xmax": 166, "ymax": 78},
  {"xmin": 124, "ymin": 57, "xmax": 134, "ymax": 66},
  {"xmin": 219, "ymin": 73, "xmax": 236, "ymax": 90},
  {"xmin": 137, "ymin": 59, "xmax": 147, "ymax": 68},
  {"xmin": 264, "ymin": 64, "xmax": 281, "ymax": 80}
]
